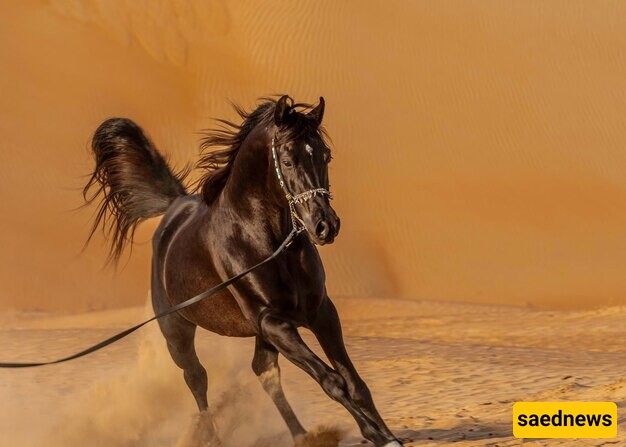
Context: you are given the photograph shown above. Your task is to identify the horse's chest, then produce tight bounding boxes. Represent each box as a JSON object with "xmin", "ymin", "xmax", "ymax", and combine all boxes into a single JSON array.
[
  {"xmin": 291, "ymin": 271, "xmax": 324, "ymax": 300},
  {"xmin": 280, "ymin": 249, "xmax": 326, "ymax": 318}
]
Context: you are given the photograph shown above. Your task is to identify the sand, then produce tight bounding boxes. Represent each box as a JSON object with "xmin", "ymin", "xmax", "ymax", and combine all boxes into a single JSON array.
[{"xmin": 1, "ymin": 297, "xmax": 626, "ymax": 446}]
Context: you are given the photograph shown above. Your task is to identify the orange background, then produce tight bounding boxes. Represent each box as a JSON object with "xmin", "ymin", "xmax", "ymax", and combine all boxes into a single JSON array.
[{"xmin": 1, "ymin": 0, "xmax": 625, "ymax": 311}]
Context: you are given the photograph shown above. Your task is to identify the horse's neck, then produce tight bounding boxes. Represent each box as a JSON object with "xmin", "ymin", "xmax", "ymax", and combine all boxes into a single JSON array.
[{"xmin": 219, "ymin": 133, "xmax": 288, "ymax": 241}]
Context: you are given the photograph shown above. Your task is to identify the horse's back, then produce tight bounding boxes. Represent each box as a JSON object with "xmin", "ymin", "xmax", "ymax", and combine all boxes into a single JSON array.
[{"xmin": 151, "ymin": 195, "xmax": 257, "ymax": 337}]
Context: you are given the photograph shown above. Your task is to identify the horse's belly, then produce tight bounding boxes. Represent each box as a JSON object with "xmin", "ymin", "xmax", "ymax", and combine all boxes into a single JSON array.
[{"xmin": 178, "ymin": 291, "xmax": 257, "ymax": 337}]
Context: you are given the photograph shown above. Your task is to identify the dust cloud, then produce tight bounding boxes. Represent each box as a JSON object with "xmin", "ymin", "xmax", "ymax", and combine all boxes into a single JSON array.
[{"xmin": 4, "ymin": 301, "xmax": 345, "ymax": 447}]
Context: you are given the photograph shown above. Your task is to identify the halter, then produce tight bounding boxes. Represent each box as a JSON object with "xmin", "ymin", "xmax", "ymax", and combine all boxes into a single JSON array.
[{"xmin": 271, "ymin": 136, "xmax": 331, "ymax": 234}]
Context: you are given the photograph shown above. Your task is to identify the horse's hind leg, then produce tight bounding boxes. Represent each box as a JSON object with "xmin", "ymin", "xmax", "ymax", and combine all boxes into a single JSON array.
[
  {"xmin": 252, "ymin": 336, "xmax": 306, "ymax": 439},
  {"xmin": 159, "ymin": 313, "xmax": 208, "ymax": 410},
  {"xmin": 155, "ymin": 305, "xmax": 220, "ymax": 445}
]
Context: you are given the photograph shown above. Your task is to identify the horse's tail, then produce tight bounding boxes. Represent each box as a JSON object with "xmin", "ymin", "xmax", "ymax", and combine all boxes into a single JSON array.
[{"xmin": 83, "ymin": 118, "xmax": 188, "ymax": 263}]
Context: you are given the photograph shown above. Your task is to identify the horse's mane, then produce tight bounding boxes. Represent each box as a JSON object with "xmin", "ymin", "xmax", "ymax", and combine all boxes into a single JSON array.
[{"xmin": 196, "ymin": 96, "xmax": 326, "ymax": 204}]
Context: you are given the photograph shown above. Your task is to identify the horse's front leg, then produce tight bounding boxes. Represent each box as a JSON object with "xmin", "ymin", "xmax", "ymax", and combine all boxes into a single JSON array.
[
  {"xmin": 259, "ymin": 311, "xmax": 402, "ymax": 447},
  {"xmin": 311, "ymin": 297, "xmax": 400, "ymax": 445}
]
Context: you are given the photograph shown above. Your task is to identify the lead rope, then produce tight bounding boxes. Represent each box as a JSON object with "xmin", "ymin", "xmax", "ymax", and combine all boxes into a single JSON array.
[
  {"xmin": 0, "ymin": 137, "xmax": 328, "ymax": 368},
  {"xmin": 0, "ymin": 228, "xmax": 299, "ymax": 368}
]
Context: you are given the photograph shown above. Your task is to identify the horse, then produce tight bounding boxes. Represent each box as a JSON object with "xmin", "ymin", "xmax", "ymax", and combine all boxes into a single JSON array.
[{"xmin": 83, "ymin": 95, "xmax": 403, "ymax": 447}]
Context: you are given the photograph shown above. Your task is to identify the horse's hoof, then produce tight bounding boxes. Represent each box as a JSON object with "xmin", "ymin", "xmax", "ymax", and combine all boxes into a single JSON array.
[
  {"xmin": 176, "ymin": 412, "xmax": 222, "ymax": 447},
  {"xmin": 382, "ymin": 442, "xmax": 403, "ymax": 447}
]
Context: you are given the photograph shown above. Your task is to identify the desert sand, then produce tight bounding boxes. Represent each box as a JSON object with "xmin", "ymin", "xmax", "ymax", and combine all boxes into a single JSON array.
[{"xmin": 2, "ymin": 297, "xmax": 626, "ymax": 446}]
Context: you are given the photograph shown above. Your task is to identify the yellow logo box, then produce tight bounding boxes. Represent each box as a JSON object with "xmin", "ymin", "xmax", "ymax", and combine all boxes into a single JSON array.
[{"xmin": 513, "ymin": 402, "xmax": 617, "ymax": 439}]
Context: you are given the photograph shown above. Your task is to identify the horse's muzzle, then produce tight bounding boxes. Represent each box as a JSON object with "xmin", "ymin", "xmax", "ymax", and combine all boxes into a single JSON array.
[{"xmin": 313, "ymin": 212, "xmax": 340, "ymax": 245}]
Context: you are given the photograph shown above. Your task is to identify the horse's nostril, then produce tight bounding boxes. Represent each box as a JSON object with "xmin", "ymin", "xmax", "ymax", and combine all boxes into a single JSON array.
[{"xmin": 315, "ymin": 220, "xmax": 329, "ymax": 239}]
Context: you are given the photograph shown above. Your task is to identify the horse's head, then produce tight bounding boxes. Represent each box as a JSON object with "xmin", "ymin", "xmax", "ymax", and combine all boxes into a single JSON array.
[{"xmin": 270, "ymin": 95, "xmax": 340, "ymax": 245}]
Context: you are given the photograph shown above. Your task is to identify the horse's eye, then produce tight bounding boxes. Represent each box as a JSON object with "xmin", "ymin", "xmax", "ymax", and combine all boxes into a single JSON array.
[
  {"xmin": 323, "ymin": 152, "xmax": 332, "ymax": 164},
  {"xmin": 282, "ymin": 159, "xmax": 292, "ymax": 168}
]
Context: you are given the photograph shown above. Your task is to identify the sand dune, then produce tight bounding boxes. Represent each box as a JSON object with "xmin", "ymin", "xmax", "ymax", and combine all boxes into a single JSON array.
[{"xmin": 1, "ymin": 1, "xmax": 625, "ymax": 311}]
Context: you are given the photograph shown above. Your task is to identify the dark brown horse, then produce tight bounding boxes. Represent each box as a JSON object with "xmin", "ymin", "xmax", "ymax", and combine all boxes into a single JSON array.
[{"xmin": 84, "ymin": 95, "xmax": 402, "ymax": 447}]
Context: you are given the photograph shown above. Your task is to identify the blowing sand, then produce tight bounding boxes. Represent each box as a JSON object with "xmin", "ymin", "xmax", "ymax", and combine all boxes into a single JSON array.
[{"xmin": 1, "ymin": 297, "xmax": 625, "ymax": 446}]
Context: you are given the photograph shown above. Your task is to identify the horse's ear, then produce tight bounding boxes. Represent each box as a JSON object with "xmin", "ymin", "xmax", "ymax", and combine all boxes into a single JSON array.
[
  {"xmin": 274, "ymin": 95, "xmax": 292, "ymax": 127},
  {"xmin": 309, "ymin": 97, "xmax": 325, "ymax": 126}
]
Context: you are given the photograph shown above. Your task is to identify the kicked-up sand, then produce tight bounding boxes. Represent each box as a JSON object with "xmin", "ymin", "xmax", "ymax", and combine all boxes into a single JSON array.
[{"xmin": 1, "ymin": 297, "xmax": 625, "ymax": 447}]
